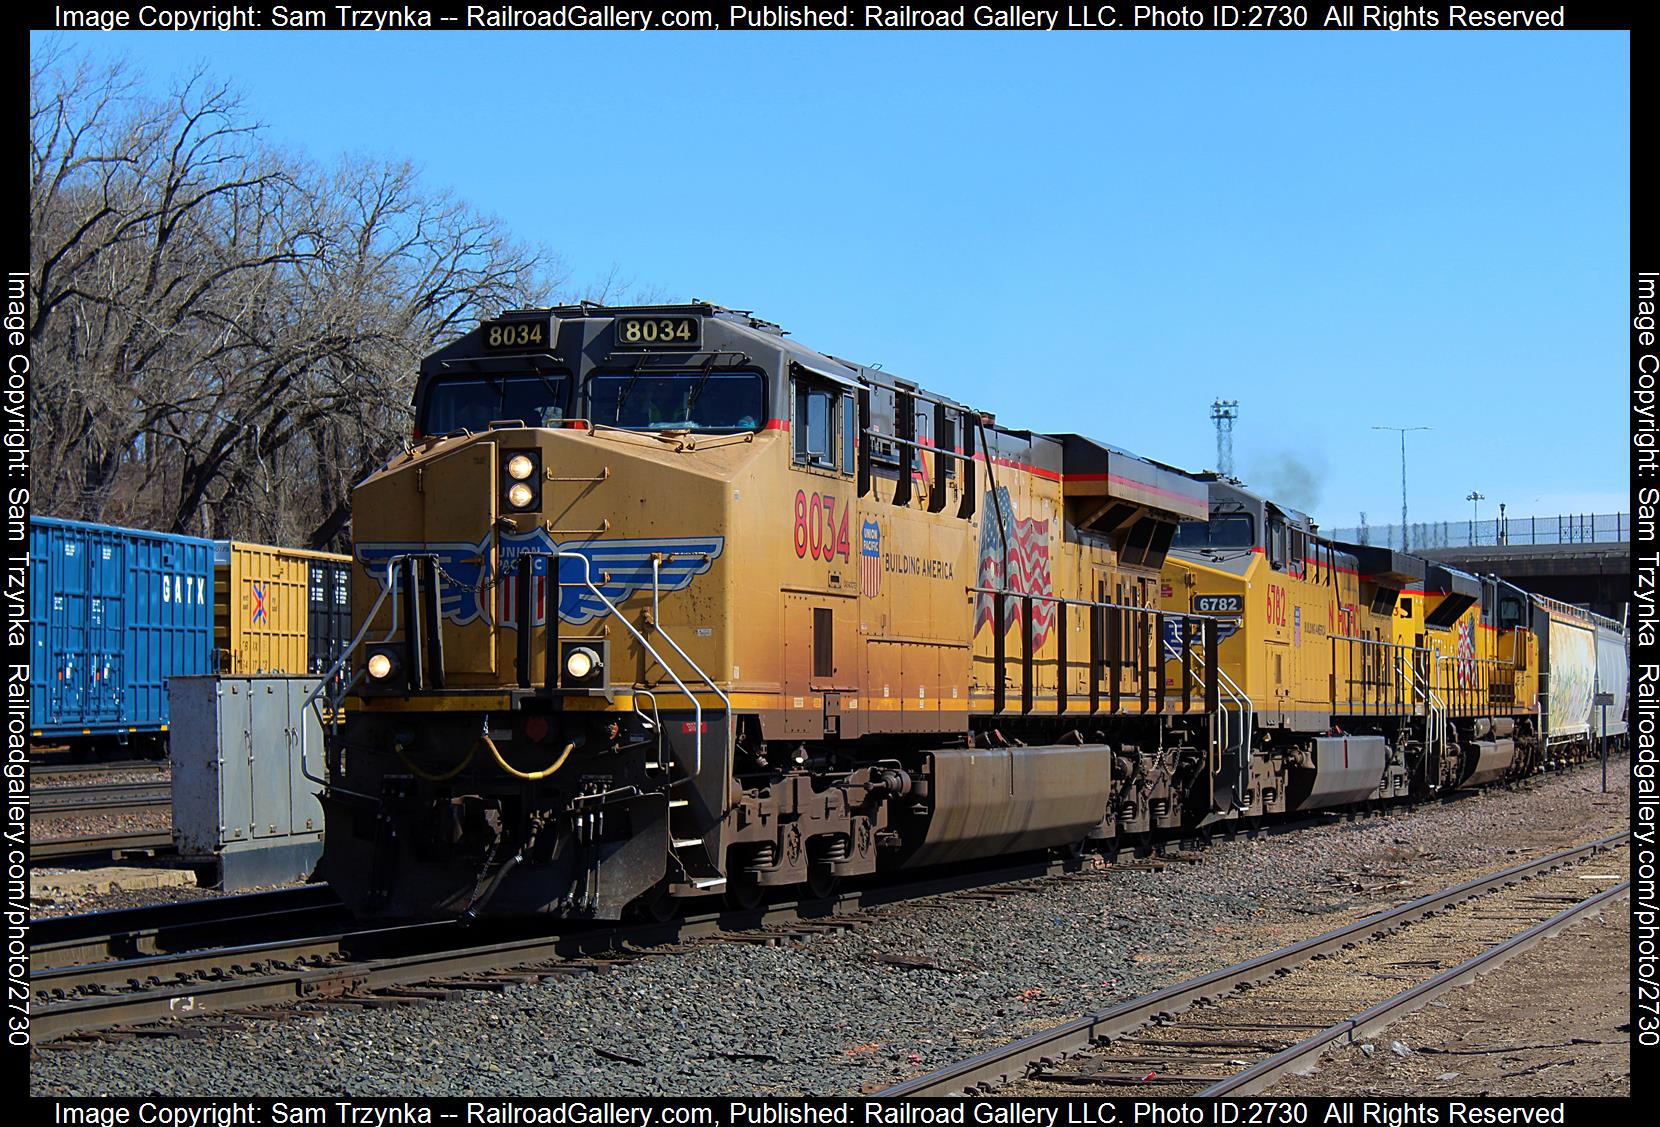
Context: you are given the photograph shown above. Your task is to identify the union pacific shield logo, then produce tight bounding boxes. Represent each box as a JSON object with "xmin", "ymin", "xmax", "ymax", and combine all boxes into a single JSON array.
[
  {"xmin": 357, "ymin": 531, "xmax": 724, "ymax": 629},
  {"xmin": 860, "ymin": 520, "xmax": 882, "ymax": 597}
]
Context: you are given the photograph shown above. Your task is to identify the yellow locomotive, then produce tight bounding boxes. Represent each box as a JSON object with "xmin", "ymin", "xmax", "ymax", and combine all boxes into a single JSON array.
[
  {"xmin": 1160, "ymin": 475, "xmax": 1621, "ymax": 819},
  {"xmin": 318, "ymin": 304, "xmax": 1226, "ymax": 919}
]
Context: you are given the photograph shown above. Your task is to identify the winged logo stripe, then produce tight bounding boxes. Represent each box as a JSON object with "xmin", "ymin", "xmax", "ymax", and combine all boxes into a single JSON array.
[{"xmin": 358, "ymin": 532, "xmax": 724, "ymax": 629}]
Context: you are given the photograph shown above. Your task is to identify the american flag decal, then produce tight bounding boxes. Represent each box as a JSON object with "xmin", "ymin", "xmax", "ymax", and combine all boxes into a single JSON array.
[
  {"xmin": 1455, "ymin": 617, "xmax": 1476, "ymax": 687},
  {"xmin": 973, "ymin": 486, "xmax": 1055, "ymax": 648},
  {"xmin": 861, "ymin": 519, "xmax": 882, "ymax": 597}
]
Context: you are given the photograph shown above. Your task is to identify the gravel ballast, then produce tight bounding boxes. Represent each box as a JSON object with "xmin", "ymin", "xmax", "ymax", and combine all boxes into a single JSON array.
[{"xmin": 28, "ymin": 765, "xmax": 1629, "ymax": 1096}]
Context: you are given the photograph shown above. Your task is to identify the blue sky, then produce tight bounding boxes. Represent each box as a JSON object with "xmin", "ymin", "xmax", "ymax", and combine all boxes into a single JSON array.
[{"xmin": 34, "ymin": 30, "xmax": 1629, "ymax": 530}]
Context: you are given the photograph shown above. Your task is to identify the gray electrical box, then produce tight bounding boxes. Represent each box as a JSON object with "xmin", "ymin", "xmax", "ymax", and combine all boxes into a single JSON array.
[{"xmin": 170, "ymin": 676, "xmax": 325, "ymax": 890}]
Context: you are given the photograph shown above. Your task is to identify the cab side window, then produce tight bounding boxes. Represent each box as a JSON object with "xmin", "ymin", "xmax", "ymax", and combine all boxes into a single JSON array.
[
  {"xmin": 793, "ymin": 378, "xmax": 853, "ymax": 475},
  {"xmin": 1288, "ymin": 528, "xmax": 1307, "ymax": 578},
  {"xmin": 1267, "ymin": 517, "xmax": 1288, "ymax": 570}
]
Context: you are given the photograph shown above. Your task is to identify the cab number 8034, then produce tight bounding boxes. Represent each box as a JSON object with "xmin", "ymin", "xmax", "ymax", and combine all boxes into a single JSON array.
[{"xmin": 617, "ymin": 316, "xmax": 699, "ymax": 347}]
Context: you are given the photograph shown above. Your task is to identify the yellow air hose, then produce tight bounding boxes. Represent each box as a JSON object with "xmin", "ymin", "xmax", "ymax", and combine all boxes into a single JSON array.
[
  {"xmin": 393, "ymin": 738, "xmax": 478, "ymax": 783},
  {"xmin": 484, "ymin": 733, "xmax": 576, "ymax": 781}
]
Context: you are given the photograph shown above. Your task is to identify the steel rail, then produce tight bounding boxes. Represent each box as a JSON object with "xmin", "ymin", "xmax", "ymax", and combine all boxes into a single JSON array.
[
  {"xmin": 1201, "ymin": 879, "xmax": 1631, "ymax": 1095},
  {"xmin": 876, "ymin": 831, "xmax": 1628, "ymax": 1096},
  {"xmin": 32, "ymin": 885, "xmax": 344, "ymax": 972},
  {"xmin": 32, "ymin": 800, "xmax": 172, "ymax": 821},
  {"xmin": 31, "ymin": 832, "xmax": 175, "ymax": 863},
  {"xmin": 34, "ymin": 782, "xmax": 173, "ymax": 820},
  {"xmin": 32, "ymin": 802, "xmax": 171, "ymax": 822},
  {"xmin": 30, "ymin": 761, "xmax": 168, "ymax": 784},
  {"xmin": 35, "ymin": 782, "xmax": 171, "ymax": 806}
]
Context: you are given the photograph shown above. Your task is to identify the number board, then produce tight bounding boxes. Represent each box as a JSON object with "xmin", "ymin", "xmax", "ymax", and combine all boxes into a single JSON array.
[
  {"xmin": 615, "ymin": 315, "xmax": 701, "ymax": 349},
  {"xmin": 480, "ymin": 318, "xmax": 551, "ymax": 352},
  {"xmin": 1193, "ymin": 594, "xmax": 1245, "ymax": 614}
]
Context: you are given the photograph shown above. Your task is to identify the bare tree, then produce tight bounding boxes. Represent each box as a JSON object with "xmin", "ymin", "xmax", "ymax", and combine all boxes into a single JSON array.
[{"xmin": 29, "ymin": 47, "xmax": 561, "ymax": 550}]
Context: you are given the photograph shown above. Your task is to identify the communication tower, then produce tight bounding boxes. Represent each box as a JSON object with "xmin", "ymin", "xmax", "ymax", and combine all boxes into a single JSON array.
[{"xmin": 1210, "ymin": 399, "xmax": 1239, "ymax": 477}]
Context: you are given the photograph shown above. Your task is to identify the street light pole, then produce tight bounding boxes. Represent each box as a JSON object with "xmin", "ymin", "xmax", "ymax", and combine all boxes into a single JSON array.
[
  {"xmin": 1466, "ymin": 490, "xmax": 1485, "ymax": 545},
  {"xmin": 1373, "ymin": 425, "xmax": 1430, "ymax": 552}
]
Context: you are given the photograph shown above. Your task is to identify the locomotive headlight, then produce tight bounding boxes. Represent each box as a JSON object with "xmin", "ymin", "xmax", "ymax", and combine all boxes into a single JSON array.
[
  {"xmin": 501, "ymin": 449, "xmax": 542, "ymax": 512},
  {"xmin": 365, "ymin": 647, "xmax": 402, "ymax": 688},
  {"xmin": 559, "ymin": 641, "xmax": 606, "ymax": 689},
  {"xmin": 565, "ymin": 647, "xmax": 597, "ymax": 681}
]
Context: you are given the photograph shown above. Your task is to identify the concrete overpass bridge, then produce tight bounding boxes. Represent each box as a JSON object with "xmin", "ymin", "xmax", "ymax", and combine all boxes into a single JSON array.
[
  {"xmin": 1418, "ymin": 541, "xmax": 1630, "ymax": 620},
  {"xmin": 1325, "ymin": 512, "xmax": 1631, "ymax": 620}
]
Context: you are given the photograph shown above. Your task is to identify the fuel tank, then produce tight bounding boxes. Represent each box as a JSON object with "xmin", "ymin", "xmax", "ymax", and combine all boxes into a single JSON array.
[
  {"xmin": 901, "ymin": 745, "xmax": 1114, "ymax": 868},
  {"xmin": 1461, "ymin": 738, "xmax": 1516, "ymax": 788},
  {"xmin": 1287, "ymin": 735, "xmax": 1389, "ymax": 810}
]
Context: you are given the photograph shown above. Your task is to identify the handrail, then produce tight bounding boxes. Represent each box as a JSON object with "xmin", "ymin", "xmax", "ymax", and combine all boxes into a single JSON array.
[
  {"xmin": 1403, "ymin": 651, "xmax": 1448, "ymax": 786},
  {"xmin": 967, "ymin": 584, "xmax": 1213, "ymax": 616},
  {"xmin": 553, "ymin": 550, "xmax": 705, "ymax": 781},
  {"xmin": 1434, "ymin": 652, "xmax": 1517, "ymax": 715},
  {"xmin": 968, "ymin": 583, "xmax": 1220, "ymax": 718},
  {"xmin": 1330, "ymin": 632, "xmax": 1418, "ymax": 651},
  {"xmin": 299, "ymin": 556, "xmax": 413, "ymax": 801},
  {"xmin": 650, "ymin": 554, "xmax": 731, "ymax": 714},
  {"xmin": 1161, "ymin": 629, "xmax": 1252, "ymax": 809}
]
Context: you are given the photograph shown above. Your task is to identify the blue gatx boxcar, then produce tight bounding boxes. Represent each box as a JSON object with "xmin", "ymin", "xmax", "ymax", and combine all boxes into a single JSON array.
[{"xmin": 28, "ymin": 517, "xmax": 216, "ymax": 747}]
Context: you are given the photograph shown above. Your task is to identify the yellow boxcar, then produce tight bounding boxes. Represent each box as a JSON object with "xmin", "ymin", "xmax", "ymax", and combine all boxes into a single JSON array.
[{"xmin": 215, "ymin": 541, "xmax": 351, "ymax": 676}]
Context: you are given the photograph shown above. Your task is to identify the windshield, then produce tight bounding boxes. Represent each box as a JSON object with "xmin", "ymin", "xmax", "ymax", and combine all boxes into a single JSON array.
[
  {"xmin": 420, "ymin": 374, "xmax": 569, "ymax": 435},
  {"xmin": 1172, "ymin": 513, "xmax": 1255, "ymax": 550},
  {"xmin": 588, "ymin": 371, "xmax": 765, "ymax": 432}
]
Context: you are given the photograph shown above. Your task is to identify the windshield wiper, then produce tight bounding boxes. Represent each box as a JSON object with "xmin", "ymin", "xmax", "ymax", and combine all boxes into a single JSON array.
[
  {"xmin": 612, "ymin": 373, "xmax": 644, "ymax": 421},
  {"xmin": 684, "ymin": 370, "xmax": 716, "ymax": 422},
  {"xmin": 530, "ymin": 372, "xmax": 566, "ymax": 424}
]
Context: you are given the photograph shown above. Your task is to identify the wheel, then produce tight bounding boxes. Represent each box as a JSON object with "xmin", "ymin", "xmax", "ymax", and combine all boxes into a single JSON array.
[
  {"xmin": 626, "ymin": 881, "xmax": 679, "ymax": 923},
  {"xmin": 724, "ymin": 869, "xmax": 765, "ymax": 911},
  {"xmin": 805, "ymin": 860, "xmax": 839, "ymax": 900}
]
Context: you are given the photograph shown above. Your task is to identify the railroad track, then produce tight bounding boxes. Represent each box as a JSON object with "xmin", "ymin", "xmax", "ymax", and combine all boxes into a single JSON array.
[
  {"xmin": 878, "ymin": 833, "xmax": 1629, "ymax": 1096},
  {"xmin": 29, "ymin": 772, "xmax": 1621, "ymax": 1049},
  {"xmin": 30, "ymin": 853, "xmax": 1095, "ymax": 1044},
  {"xmin": 33, "ymin": 885, "xmax": 347, "ymax": 971},
  {"xmin": 31, "ymin": 832, "xmax": 176, "ymax": 864},
  {"xmin": 31, "ymin": 761, "xmax": 169, "ymax": 785},
  {"xmin": 33, "ymin": 782, "xmax": 172, "ymax": 821}
]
